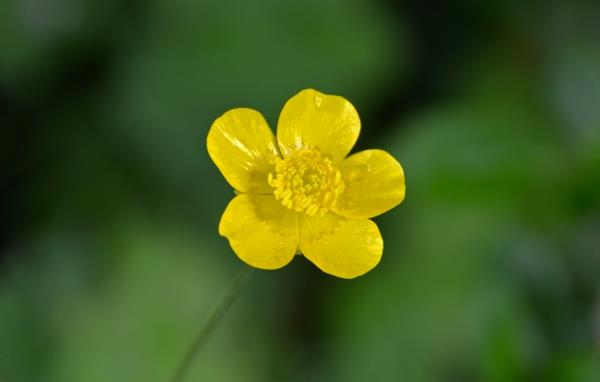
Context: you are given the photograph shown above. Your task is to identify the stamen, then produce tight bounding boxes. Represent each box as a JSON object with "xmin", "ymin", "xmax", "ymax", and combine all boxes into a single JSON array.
[{"xmin": 268, "ymin": 149, "xmax": 345, "ymax": 216}]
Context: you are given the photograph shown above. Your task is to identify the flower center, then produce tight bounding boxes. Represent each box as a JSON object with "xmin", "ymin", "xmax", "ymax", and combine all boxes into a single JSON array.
[{"xmin": 268, "ymin": 149, "xmax": 345, "ymax": 216}]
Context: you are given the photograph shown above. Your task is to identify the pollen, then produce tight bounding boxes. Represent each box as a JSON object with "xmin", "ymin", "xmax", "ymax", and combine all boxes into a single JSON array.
[{"xmin": 268, "ymin": 149, "xmax": 345, "ymax": 216}]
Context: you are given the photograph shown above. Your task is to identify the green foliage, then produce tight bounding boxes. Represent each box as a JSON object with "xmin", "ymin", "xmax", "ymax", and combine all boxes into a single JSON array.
[{"xmin": 1, "ymin": 0, "xmax": 599, "ymax": 381}]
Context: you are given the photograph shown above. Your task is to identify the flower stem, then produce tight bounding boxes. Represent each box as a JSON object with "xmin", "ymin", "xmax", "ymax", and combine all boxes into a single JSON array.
[{"xmin": 170, "ymin": 265, "xmax": 252, "ymax": 382}]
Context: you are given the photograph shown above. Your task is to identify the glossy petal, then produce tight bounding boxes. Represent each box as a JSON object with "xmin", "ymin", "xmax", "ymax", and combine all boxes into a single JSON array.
[
  {"xmin": 335, "ymin": 149, "xmax": 405, "ymax": 219},
  {"xmin": 299, "ymin": 213, "xmax": 383, "ymax": 279},
  {"xmin": 277, "ymin": 89, "xmax": 360, "ymax": 161},
  {"xmin": 219, "ymin": 194, "xmax": 298, "ymax": 270},
  {"xmin": 207, "ymin": 108, "xmax": 280, "ymax": 193}
]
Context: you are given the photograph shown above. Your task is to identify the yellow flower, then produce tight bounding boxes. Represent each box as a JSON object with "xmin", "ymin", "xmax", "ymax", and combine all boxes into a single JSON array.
[{"xmin": 207, "ymin": 89, "xmax": 405, "ymax": 279}]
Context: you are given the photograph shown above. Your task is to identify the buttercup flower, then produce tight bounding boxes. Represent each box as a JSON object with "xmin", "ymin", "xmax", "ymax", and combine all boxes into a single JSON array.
[{"xmin": 207, "ymin": 89, "xmax": 405, "ymax": 278}]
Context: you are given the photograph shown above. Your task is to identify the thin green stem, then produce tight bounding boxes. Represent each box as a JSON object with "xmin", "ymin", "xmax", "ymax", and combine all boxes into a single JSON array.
[{"xmin": 170, "ymin": 265, "xmax": 252, "ymax": 382}]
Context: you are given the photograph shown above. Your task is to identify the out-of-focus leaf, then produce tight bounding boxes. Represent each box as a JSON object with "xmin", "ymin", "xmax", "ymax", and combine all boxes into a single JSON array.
[{"xmin": 321, "ymin": 96, "xmax": 566, "ymax": 382}]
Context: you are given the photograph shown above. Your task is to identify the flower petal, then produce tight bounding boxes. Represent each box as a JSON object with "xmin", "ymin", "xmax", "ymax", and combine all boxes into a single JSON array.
[
  {"xmin": 299, "ymin": 214, "xmax": 383, "ymax": 279},
  {"xmin": 277, "ymin": 89, "xmax": 360, "ymax": 161},
  {"xmin": 335, "ymin": 149, "xmax": 405, "ymax": 219},
  {"xmin": 219, "ymin": 194, "xmax": 298, "ymax": 270},
  {"xmin": 207, "ymin": 108, "xmax": 280, "ymax": 193}
]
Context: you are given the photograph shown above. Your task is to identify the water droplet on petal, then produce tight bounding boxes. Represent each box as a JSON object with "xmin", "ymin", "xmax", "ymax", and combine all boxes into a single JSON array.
[{"xmin": 314, "ymin": 94, "xmax": 323, "ymax": 108}]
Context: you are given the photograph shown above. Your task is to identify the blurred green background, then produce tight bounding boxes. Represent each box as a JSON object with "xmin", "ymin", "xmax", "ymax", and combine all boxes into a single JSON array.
[{"xmin": 2, "ymin": 0, "xmax": 600, "ymax": 381}]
